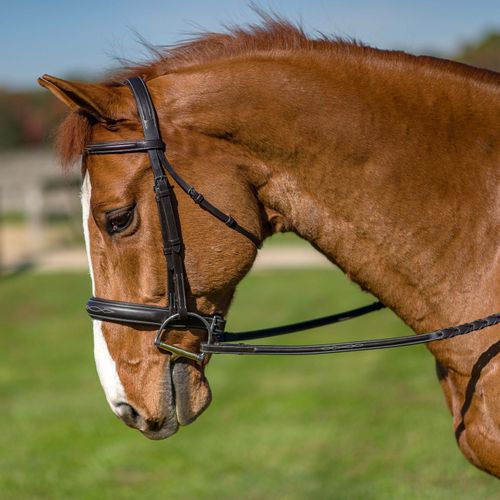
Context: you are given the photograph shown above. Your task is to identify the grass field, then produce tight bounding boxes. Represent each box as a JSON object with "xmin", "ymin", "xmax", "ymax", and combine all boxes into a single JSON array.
[{"xmin": 1, "ymin": 269, "xmax": 498, "ymax": 499}]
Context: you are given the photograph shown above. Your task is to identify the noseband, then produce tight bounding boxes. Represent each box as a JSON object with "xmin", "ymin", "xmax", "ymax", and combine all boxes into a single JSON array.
[{"xmin": 85, "ymin": 76, "xmax": 500, "ymax": 363}]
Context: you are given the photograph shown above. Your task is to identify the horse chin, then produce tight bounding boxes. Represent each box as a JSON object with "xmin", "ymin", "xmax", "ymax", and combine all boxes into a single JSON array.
[
  {"xmin": 141, "ymin": 423, "xmax": 179, "ymax": 441},
  {"xmin": 172, "ymin": 359, "xmax": 212, "ymax": 426},
  {"xmin": 136, "ymin": 359, "xmax": 211, "ymax": 440}
]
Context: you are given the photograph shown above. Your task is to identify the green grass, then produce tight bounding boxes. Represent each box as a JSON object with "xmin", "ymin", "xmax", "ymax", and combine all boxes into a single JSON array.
[
  {"xmin": 0, "ymin": 212, "xmax": 80, "ymax": 225},
  {"xmin": 0, "ymin": 211, "xmax": 26, "ymax": 224},
  {"xmin": 263, "ymin": 231, "xmax": 307, "ymax": 247},
  {"xmin": 1, "ymin": 270, "xmax": 498, "ymax": 499}
]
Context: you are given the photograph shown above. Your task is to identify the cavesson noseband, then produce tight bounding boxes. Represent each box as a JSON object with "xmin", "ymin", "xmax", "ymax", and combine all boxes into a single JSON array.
[{"xmin": 85, "ymin": 77, "xmax": 500, "ymax": 363}]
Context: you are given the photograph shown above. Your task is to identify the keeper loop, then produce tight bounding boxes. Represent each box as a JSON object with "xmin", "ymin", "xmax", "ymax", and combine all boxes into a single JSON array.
[
  {"xmin": 225, "ymin": 215, "xmax": 236, "ymax": 227},
  {"xmin": 188, "ymin": 187, "xmax": 205, "ymax": 205}
]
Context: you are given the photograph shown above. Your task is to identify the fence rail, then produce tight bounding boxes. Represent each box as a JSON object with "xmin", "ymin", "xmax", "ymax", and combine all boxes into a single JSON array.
[{"xmin": 0, "ymin": 149, "xmax": 81, "ymax": 274}]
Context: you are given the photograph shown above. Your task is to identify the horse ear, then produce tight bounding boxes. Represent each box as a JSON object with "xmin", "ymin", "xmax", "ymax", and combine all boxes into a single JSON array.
[{"xmin": 38, "ymin": 74, "xmax": 118, "ymax": 122}]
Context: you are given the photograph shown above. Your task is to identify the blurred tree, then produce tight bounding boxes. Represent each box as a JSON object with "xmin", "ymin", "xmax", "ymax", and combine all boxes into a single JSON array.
[
  {"xmin": 455, "ymin": 31, "xmax": 500, "ymax": 72},
  {"xmin": 0, "ymin": 90, "xmax": 25, "ymax": 149},
  {"xmin": 0, "ymin": 88, "xmax": 66, "ymax": 151}
]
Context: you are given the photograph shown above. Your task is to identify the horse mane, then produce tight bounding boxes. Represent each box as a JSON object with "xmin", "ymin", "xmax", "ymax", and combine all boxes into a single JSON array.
[
  {"xmin": 109, "ymin": 16, "xmax": 358, "ymax": 83},
  {"xmin": 57, "ymin": 13, "xmax": 500, "ymax": 168}
]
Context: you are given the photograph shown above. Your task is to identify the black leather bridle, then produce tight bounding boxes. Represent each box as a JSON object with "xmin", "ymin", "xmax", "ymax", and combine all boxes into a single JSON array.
[{"xmin": 85, "ymin": 76, "xmax": 500, "ymax": 363}]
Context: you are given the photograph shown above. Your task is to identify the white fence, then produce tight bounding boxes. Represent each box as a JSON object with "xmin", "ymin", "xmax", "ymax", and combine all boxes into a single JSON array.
[{"xmin": 0, "ymin": 149, "xmax": 81, "ymax": 272}]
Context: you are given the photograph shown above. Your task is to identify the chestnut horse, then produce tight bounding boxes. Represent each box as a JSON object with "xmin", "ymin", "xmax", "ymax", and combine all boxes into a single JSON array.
[{"xmin": 39, "ymin": 20, "xmax": 500, "ymax": 476}]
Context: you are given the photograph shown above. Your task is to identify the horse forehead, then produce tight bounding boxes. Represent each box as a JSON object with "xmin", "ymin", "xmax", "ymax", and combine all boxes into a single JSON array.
[{"xmin": 86, "ymin": 155, "xmax": 148, "ymax": 201}]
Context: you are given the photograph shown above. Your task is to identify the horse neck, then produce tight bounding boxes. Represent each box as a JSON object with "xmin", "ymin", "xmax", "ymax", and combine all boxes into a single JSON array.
[{"xmin": 160, "ymin": 49, "xmax": 500, "ymax": 333}]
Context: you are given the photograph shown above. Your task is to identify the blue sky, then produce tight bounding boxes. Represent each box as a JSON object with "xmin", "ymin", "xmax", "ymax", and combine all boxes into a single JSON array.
[{"xmin": 1, "ymin": 0, "xmax": 499, "ymax": 90}]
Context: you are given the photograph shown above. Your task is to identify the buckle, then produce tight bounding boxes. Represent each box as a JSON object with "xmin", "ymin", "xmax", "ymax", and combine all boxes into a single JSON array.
[{"xmin": 154, "ymin": 312, "xmax": 216, "ymax": 364}]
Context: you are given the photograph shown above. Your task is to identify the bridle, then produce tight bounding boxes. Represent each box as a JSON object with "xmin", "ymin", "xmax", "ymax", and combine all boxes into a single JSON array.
[{"xmin": 85, "ymin": 76, "xmax": 500, "ymax": 364}]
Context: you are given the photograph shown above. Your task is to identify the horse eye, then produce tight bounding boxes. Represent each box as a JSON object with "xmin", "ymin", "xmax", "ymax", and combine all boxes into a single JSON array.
[{"xmin": 105, "ymin": 206, "xmax": 135, "ymax": 235}]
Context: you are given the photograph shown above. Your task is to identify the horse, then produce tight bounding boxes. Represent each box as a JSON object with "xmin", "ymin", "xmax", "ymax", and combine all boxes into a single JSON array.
[{"xmin": 39, "ymin": 18, "xmax": 500, "ymax": 477}]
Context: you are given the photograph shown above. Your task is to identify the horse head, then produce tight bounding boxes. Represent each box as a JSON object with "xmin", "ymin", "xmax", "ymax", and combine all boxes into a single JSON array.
[{"xmin": 39, "ymin": 74, "xmax": 269, "ymax": 438}]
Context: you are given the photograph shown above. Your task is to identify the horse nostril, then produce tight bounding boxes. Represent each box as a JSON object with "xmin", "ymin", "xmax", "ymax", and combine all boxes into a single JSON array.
[
  {"xmin": 115, "ymin": 402, "xmax": 140, "ymax": 426},
  {"xmin": 145, "ymin": 418, "xmax": 165, "ymax": 432},
  {"xmin": 114, "ymin": 403, "xmax": 166, "ymax": 433}
]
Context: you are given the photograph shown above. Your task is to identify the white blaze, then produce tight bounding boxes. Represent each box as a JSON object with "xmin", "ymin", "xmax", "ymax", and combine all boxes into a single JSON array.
[{"xmin": 81, "ymin": 172, "xmax": 127, "ymax": 414}]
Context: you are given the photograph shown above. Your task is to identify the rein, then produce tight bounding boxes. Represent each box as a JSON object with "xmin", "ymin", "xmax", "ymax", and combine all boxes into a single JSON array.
[{"xmin": 85, "ymin": 76, "xmax": 500, "ymax": 363}]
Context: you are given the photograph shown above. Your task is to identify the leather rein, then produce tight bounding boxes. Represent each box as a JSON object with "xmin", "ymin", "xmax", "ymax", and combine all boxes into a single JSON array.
[{"xmin": 84, "ymin": 76, "xmax": 500, "ymax": 364}]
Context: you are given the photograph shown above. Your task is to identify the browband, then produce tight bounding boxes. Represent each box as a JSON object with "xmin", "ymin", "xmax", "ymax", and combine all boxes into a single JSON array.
[{"xmin": 86, "ymin": 139, "xmax": 165, "ymax": 154}]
